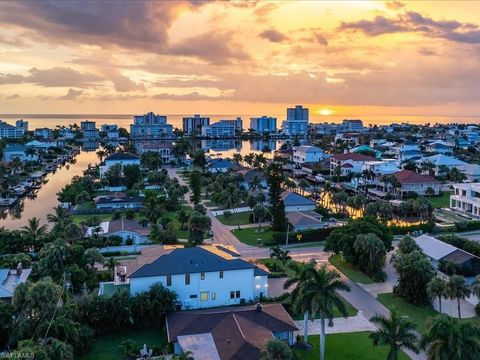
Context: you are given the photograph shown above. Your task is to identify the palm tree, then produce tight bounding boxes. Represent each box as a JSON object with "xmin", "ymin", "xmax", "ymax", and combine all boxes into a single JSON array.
[
  {"xmin": 421, "ymin": 314, "xmax": 480, "ymax": 360},
  {"xmin": 301, "ymin": 264, "xmax": 351, "ymax": 360},
  {"xmin": 47, "ymin": 205, "xmax": 70, "ymax": 225},
  {"xmin": 471, "ymin": 275, "xmax": 480, "ymax": 299},
  {"xmin": 104, "ymin": 257, "xmax": 118, "ymax": 279},
  {"xmin": 21, "ymin": 217, "xmax": 48, "ymax": 252},
  {"xmin": 283, "ymin": 260, "xmax": 317, "ymax": 345},
  {"xmin": 427, "ymin": 277, "xmax": 446, "ymax": 313},
  {"xmin": 369, "ymin": 309, "xmax": 419, "ymax": 360},
  {"xmin": 445, "ymin": 275, "xmax": 470, "ymax": 319},
  {"xmin": 96, "ymin": 149, "xmax": 106, "ymax": 162}
]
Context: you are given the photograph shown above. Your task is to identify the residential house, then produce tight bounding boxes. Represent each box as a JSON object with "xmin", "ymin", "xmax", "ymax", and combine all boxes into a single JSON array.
[
  {"xmin": 292, "ymin": 145, "xmax": 328, "ymax": 165},
  {"xmin": 457, "ymin": 164, "xmax": 480, "ymax": 182},
  {"xmin": 85, "ymin": 218, "xmax": 150, "ymax": 245},
  {"xmin": 330, "ymin": 153, "xmax": 377, "ymax": 176},
  {"xmin": 286, "ymin": 211, "xmax": 324, "ymax": 231},
  {"xmin": 2, "ymin": 145, "xmax": 37, "ymax": 162},
  {"xmin": 417, "ymin": 154, "xmax": 467, "ymax": 176},
  {"xmin": 166, "ymin": 303, "xmax": 298, "ymax": 360},
  {"xmin": 100, "ymin": 152, "xmax": 141, "ymax": 177},
  {"xmin": 450, "ymin": 183, "xmax": 480, "ymax": 217},
  {"xmin": 137, "ymin": 142, "xmax": 175, "ymax": 164},
  {"xmin": 425, "ymin": 140, "xmax": 454, "ymax": 154},
  {"xmin": 26, "ymin": 139, "xmax": 58, "ymax": 149},
  {"xmin": 80, "ymin": 120, "xmax": 100, "ymax": 139},
  {"xmin": 208, "ymin": 158, "xmax": 237, "ymax": 173},
  {"xmin": 128, "ymin": 246, "xmax": 269, "ymax": 308},
  {"xmin": 363, "ymin": 160, "xmax": 400, "ymax": 178},
  {"xmin": 281, "ymin": 191, "xmax": 316, "ymax": 212},
  {"xmin": 34, "ymin": 127, "xmax": 52, "ymax": 139},
  {"xmin": 95, "ymin": 194, "xmax": 143, "ymax": 210},
  {"xmin": 235, "ymin": 169, "xmax": 267, "ymax": 190},
  {"xmin": 378, "ymin": 170, "xmax": 441, "ymax": 197},
  {"xmin": 0, "ymin": 119, "xmax": 28, "ymax": 138},
  {"xmin": 0, "ymin": 265, "xmax": 32, "ymax": 302},
  {"xmin": 101, "ymin": 124, "xmax": 119, "ymax": 139}
]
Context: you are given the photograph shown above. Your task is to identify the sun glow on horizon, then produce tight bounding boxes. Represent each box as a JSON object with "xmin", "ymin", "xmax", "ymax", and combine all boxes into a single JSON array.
[{"xmin": 318, "ymin": 108, "xmax": 335, "ymax": 116}]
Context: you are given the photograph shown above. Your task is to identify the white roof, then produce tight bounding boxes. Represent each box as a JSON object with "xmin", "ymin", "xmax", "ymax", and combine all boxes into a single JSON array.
[
  {"xmin": 420, "ymin": 154, "xmax": 466, "ymax": 166},
  {"xmin": 293, "ymin": 145, "xmax": 324, "ymax": 153},
  {"xmin": 414, "ymin": 234, "xmax": 457, "ymax": 261},
  {"xmin": 457, "ymin": 164, "xmax": 480, "ymax": 176},
  {"xmin": 177, "ymin": 333, "xmax": 220, "ymax": 360}
]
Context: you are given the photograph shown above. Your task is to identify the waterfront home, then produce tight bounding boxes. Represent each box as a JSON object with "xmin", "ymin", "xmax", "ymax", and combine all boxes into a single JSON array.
[
  {"xmin": 59, "ymin": 128, "xmax": 75, "ymax": 139},
  {"xmin": 414, "ymin": 234, "xmax": 480, "ymax": 275},
  {"xmin": 377, "ymin": 170, "xmax": 440, "ymax": 197},
  {"xmin": 235, "ymin": 169, "xmax": 266, "ymax": 189},
  {"xmin": 425, "ymin": 140, "xmax": 454, "ymax": 154},
  {"xmin": 94, "ymin": 194, "xmax": 143, "ymax": 210},
  {"xmin": 207, "ymin": 158, "xmax": 237, "ymax": 173},
  {"xmin": 398, "ymin": 149, "xmax": 424, "ymax": 162},
  {"xmin": 100, "ymin": 152, "xmax": 141, "ymax": 177},
  {"xmin": 2, "ymin": 145, "xmax": 37, "ymax": 162},
  {"xmin": 450, "ymin": 182, "xmax": 480, "ymax": 217},
  {"xmin": 101, "ymin": 124, "xmax": 119, "ymax": 139},
  {"xmin": 80, "ymin": 120, "xmax": 100, "ymax": 139},
  {"xmin": 0, "ymin": 264, "xmax": 32, "ymax": 302},
  {"xmin": 330, "ymin": 152, "xmax": 377, "ymax": 176},
  {"xmin": 128, "ymin": 246, "xmax": 269, "ymax": 308},
  {"xmin": 362, "ymin": 160, "xmax": 400, "ymax": 179},
  {"xmin": 34, "ymin": 127, "xmax": 53, "ymax": 139},
  {"xmin": 292, "ymin": 145, "xmax": 328, "ymax": 165},
  {"xmin": 26, "ymin": 139, "xmax": 58, "ymax": 149},
  {"xmin": 0, "ymin": 119, "xmax": 28, "ymax": 139},
  {"xmin": 166, "ymin": 303, "xmax": 298, "ymax": 360},
  {"xmin": 417, "ymin": 154, "xmax": 467, "ymax": 176},
  {"xmin": 137, "ymin": 142, "xmax": 175, "ymax": 164},
  {"xmin": 281, "ymin": 191, "xmax": 316, "ymax": 212},
  {"xmin": 286, "ymin": 210, "xmax": 325, "ymax": 231},
  {"xmin": 85, "ymin": 218, "xmax": 150, "ymax": 245}
]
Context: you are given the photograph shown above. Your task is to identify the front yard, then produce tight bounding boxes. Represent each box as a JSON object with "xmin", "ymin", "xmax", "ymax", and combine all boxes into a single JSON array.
[
  {"xmin": 428, "ymin": 191, "xmax": 452, "ymax": 209},
  {"xmin": 217, "ymin": 211, "xmax": 252, "ymax": 226},
  {"xmin": 328, "ymin": 255, "xmax": 374, "ymax": 284},
  {"xmin": 292, "ymin": 332, "xmax": 410, "ymax": 360},
  {"xmin": 80, "ymin": 328, "xmax": 169, "ymax": 360},
  {"xmin": 231, "ymin": 226, "xmax": 273, "ymax": 246}
]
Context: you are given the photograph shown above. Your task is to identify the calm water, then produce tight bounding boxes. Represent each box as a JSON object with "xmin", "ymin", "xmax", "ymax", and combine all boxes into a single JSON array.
[
  {"xmin": 0, "ymin": 113, "xmax": 478, "ymax": 130},
  {"xmin": 0, "ymin": 151, "xmax": 99, "ymax": 229}
]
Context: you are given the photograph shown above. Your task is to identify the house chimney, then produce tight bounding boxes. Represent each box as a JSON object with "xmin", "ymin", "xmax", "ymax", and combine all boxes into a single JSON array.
[
  {"xmin": 16, "ymin": 263, "xmax": 23, "ymax": 276},
  {"xmin": 255, "ymin": 303, "xmax": 263, "ymax": 312}
]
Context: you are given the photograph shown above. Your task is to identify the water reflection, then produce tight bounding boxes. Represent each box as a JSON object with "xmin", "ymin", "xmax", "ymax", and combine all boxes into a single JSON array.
[{"xmin": 0, "ymin": 151, "xmax": 99, "ymax": 229}]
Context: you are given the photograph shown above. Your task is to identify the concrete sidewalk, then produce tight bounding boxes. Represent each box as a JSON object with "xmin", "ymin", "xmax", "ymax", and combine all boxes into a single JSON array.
[{"xmin": 294, "ymin": 312, "xmax": 376, "ymax": 335}]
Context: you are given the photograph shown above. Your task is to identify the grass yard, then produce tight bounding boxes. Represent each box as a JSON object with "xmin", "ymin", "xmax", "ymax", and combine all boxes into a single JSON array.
[
  {"xmin": 428, "ymin": 191, "xmax": 452, "ymax": 208},
  {"xmin": 377, "ymin": 293, "xmax": 437, "ymax": 333},
  {"xmin": 72, "ymin": 213, "xmax": 112, "ymax": 224},
  {"xmin": 328, "ymin": 255, "xmax": 374, "ymax": 284},
  {"xmin": 217, "ymin": 211, "xmax": 252, "ymax": 226},
  {"xmin": 80, "ymin": 328, "xmax": 169, "ymax": 360},
  {"xmin": 232, "ymin": 227, "xmax": 273, "ymax": 246},
  {"xmin": 292, "ymin": 332, "xmax": 410, "ymax": 360}
]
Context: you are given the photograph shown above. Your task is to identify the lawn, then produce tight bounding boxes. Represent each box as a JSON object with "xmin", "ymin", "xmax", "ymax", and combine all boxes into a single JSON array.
[
  {"xmin": 292, "ymin": 332, "xmax": 410, "ymax": 360},
  {"xmin": 232, "ymin": 226, "xmax": 273, "ymax": 246},
  {"xmin": 217, "ymin": 211, "xmax": 252, "ymax": 226},
  {"xmin": 428, "ymin": 191, "xmax": 452, "ymax": 209},
  {"xmin": 328, "ymin": 255, "xmax": 374, "ymax": 284},
  {"xmin": 72, "ymin": 213, "xmax": 112, "ymax": 224},
  {"xmin": 79, "ymin": 328, "xmax": 169, "ymax": 360},
  {"xmin": 377, "ymin": 292, "xmax": 437, "ymax": 333}
]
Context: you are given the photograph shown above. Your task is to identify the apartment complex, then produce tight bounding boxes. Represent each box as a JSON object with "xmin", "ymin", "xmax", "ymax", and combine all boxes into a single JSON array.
[
  {"xmin": 202, "ymin": 118, "xmax": 243, "ymax": 137},
  {"xmin": 0, "ymin": 120, "xmax": 28, "ymax": 138},
  {"xmin": 281, "ymin": 105, "xmax": 309, "ymax": 136},
  {"xmin": 182, "ymin": 114, "xmax": 210, "ymax": 135},
  {"xmin": 250, "ymin": 116, "xmax": 277, "ymax": 133},
  {"xmin": 130, "ymin": 112, "xmax": 173, "ymax": 137}
]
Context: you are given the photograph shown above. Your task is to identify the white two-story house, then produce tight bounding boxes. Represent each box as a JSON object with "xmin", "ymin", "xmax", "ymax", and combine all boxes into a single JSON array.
[
  {"xmin": 451, "ymin": 183, "xmax": 480, "ymax": 217},
  {"xmin": 99, "ymin": 152, "xmax": 141, "ymax": 177},
  {"xmin": 292, "ymin": 145, "xmax": 328, "ymax": 166},
  {"xmin": 128, "ymin": 246, "xmax": 269, "ymax": 309},
  {"xmin": 330, "ymin": 153, "xmax": 377, "ymax": 176}
]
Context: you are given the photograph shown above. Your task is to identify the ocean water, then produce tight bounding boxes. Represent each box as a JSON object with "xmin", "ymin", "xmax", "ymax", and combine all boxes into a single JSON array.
[{"xmin": 0, "ymin": 114, "xmax": 478, "ymax": 129}]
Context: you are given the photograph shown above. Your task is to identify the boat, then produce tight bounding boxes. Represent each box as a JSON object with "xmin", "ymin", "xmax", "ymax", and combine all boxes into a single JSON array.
[{"xmin": 0, "ymin": 198, "xmax": 17, "ymax": 207}]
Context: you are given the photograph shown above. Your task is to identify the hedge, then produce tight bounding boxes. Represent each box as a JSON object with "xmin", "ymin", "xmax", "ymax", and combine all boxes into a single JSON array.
[
  {"xmin": 454, "ymin": 220, "xmax": 480, "ymax": 232},
  {"xmin": 267, "ymin": 227, "xmax": 335, "ymax": 246},
  {"xmin": 439, "ymin": 234, "xmax": 480, "ymax": 258},
  {"xmin": 388, "ymin": 221, "xmax": 435, "ymax": 235}
]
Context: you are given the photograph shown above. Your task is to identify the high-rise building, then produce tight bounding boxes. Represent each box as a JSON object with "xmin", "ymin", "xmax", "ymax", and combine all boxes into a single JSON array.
[
  {"xmin": 80, "ymin": 120, "xmax": 99, "ymax": 139},
  {"xmin": 281, "ymin": 105, "xmax": 309, "ymax": 136},
  {"xmin": 201, "ymin": 118, "xmax": 242, "ymax": 137},
  {"xmin": 342, "ymin": 119, "xmax": 364, "ymax": 132},
  {"xmin": 250, "ymin": 116, "xmax": 277, "ymax": 133},
  {"xmin": 130, "ymin": 112, "xmax": 173, "ymax": 137},
  {"xmin": 182, "ymin": 115, "xmax": 210, "ymax": 135},
  {"xmin": 0, "ymin": 119, "xmax": 28, "ymax": 138}
]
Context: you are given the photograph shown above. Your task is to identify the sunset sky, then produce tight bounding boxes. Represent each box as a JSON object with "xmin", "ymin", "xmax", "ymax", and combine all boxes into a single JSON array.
[{"xmin": 0, "ymin": 1, "xmax": 479, "ymax": 118}]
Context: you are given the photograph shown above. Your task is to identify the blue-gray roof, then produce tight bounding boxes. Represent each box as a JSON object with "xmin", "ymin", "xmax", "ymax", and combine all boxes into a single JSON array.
[
  {"xmin": 281, "ymin": 191, "xmax": 316, "ymax": 207},
  {"xmin": 129, "ymin": 247, "xmax": 262, "ymax": 278},
  {"xmin": 4, "ymin": 145, "xmax": 26, "ymax": 152},
  {"xmin": 105, "ymin": 152, "xmax": 140, "ymax": 161},
  {"xmin": 209, "ymin": 159, "xmax": 235, "ymax": 169}
]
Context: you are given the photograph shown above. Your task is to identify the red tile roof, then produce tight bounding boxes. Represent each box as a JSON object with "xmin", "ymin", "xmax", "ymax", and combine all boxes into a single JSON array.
[
  {"xmin": 332, "ymin": 153, "xmax": 376, "ymax": 161},
  {"xmin": 392, "ymin": 170, "xmax": 439, "ymax": 184}
]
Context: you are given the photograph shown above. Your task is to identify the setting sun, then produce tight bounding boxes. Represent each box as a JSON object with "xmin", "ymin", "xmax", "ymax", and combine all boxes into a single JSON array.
[{"xmin": 318, "ymin": 108, "xmax": 335, "ymax": 116}]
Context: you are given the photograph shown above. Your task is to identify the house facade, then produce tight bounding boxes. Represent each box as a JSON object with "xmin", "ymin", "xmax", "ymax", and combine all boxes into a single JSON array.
[
  {"xmin": 378, "ymin": 170, "xmax": 441, "ymax": 197},
  {"xmin": 293, "ymin": 145, "xmax": 327, "ymax": 165},
  {"xmin": 450, "ymin": 183, "xmax": 480, "ymax": 217},
  {"xmin": 100, "ymin": 152, "xmax": 141, "ymax": 177},
  {"xmin": 128, "ymin": 247, "xmax": 269, "ymax": 309},
  {"xmin": 330, "ymin": 153, "xmax": 377, "ymax": 176},
  {"xmin": 281, "ymin": 191, "xmax": 316, "ymax": 212}
]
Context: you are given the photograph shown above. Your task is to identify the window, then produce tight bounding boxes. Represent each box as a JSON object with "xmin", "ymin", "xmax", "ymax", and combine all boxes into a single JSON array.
[
  {"xmin": 211, "ymin": 292, "xmax": 216, "ymax": 300},
  {"xmin": 185, "ymin": 273, "xmax": 190, "ymax": 285},
  {"xmin": 200, "ymin": 292, "xmax": 208, "ymax": 301},
  {"xmin": 236, "ymin": 291, "xmax": 241, "ymax": 299},
  {"xmin": 200, "ymin": 272, "xmax": 205, "ymax": 280},
  {"xmin": 166, "ymin": 275, "xmax": 171, "ymax": 287},
  {"xmin": 219, "ymin": 271, "xmax": 223, "ymax": 279},
  {"xmin": 230, "ymin": 291, "xmax": 235, "ymax": 299},
  {"xmin": 190, "ymin": 294, "xmax": 197, "ymax": 299}
]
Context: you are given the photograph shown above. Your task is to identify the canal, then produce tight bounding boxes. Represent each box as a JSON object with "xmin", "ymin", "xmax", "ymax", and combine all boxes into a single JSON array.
[{"xmin": 0, "ymin": 151, "xmax": 99, "ymax": 229}]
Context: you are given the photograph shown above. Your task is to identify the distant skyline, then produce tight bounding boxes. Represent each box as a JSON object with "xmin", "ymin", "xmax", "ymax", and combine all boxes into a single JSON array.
[{"xmin": 0, "ymin": 1, "xmax": 479, "ymax": 117}]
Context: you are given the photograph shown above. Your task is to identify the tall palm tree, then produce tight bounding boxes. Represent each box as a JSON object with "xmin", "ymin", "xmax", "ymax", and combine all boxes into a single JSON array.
[
  {"xmin": 427, "ymin": 277, "xmax": 446, "ymax": 313},
  {"xmin": 421, "ymin": 314, "xmax": 480, "ymax": 360},
  {"xmin": 300, "ymin": 264, "xmax": 351, "ymax": 360},
  {"xmin": 471, "ymin": 275, "xmax": 480, "ymax": 299},
  {"xmin": 369, "ymin": 309, "xmax": 419, "ymax": 360},
  {"xmin": 21, "ymin": 217, "xmax": 48, "ymax": 252},
  {"xmin": 47, "ymin": 205, "xmax": 70, "ymax": 225},
  {"xmin": 445, "ymin": 275, "xmax": 470, "ymax": 319},
  {"xmin": 283, "ymin": 260, "xmax": 317, "ymax": 345}
]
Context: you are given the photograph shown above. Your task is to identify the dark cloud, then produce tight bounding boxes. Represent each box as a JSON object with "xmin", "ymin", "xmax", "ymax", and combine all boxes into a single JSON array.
[
  {"xmin": 313, "ymin": 33, "xmax": 329, "ymax": 46},
  {"xmin": 0, "ymin": 67, "xmax": 102, "ymax": 88},
  {"xmin": 341, "ymin": 11, "xmax": 480, "ymax": 44},
  {"xmin": 259, "ymin": 29, "xmax": 289, "ymax": 43},
  {"xmin": 169, "ymin": 32, "xmax": 250, "ymax": 65},
  {"xmin": 59, "ymin": 88, "xmax": 83, "ymax": 100}
]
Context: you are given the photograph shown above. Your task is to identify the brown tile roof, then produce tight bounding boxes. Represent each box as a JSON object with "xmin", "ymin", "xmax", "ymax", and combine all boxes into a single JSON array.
[
  {"xmin": 106, "ymin": 218, "xmax": 150, "ymax": 236},
  {"xmin": 332, "ymin": 153, "xmax": 376, "ymax": 161},
  {"xmin": 392, "ymin": 170, "xmax": 439, "ymax": 184},
  {"xmin": 166, "ymin": 303, "xmax": 298, "ymax": 360}
]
